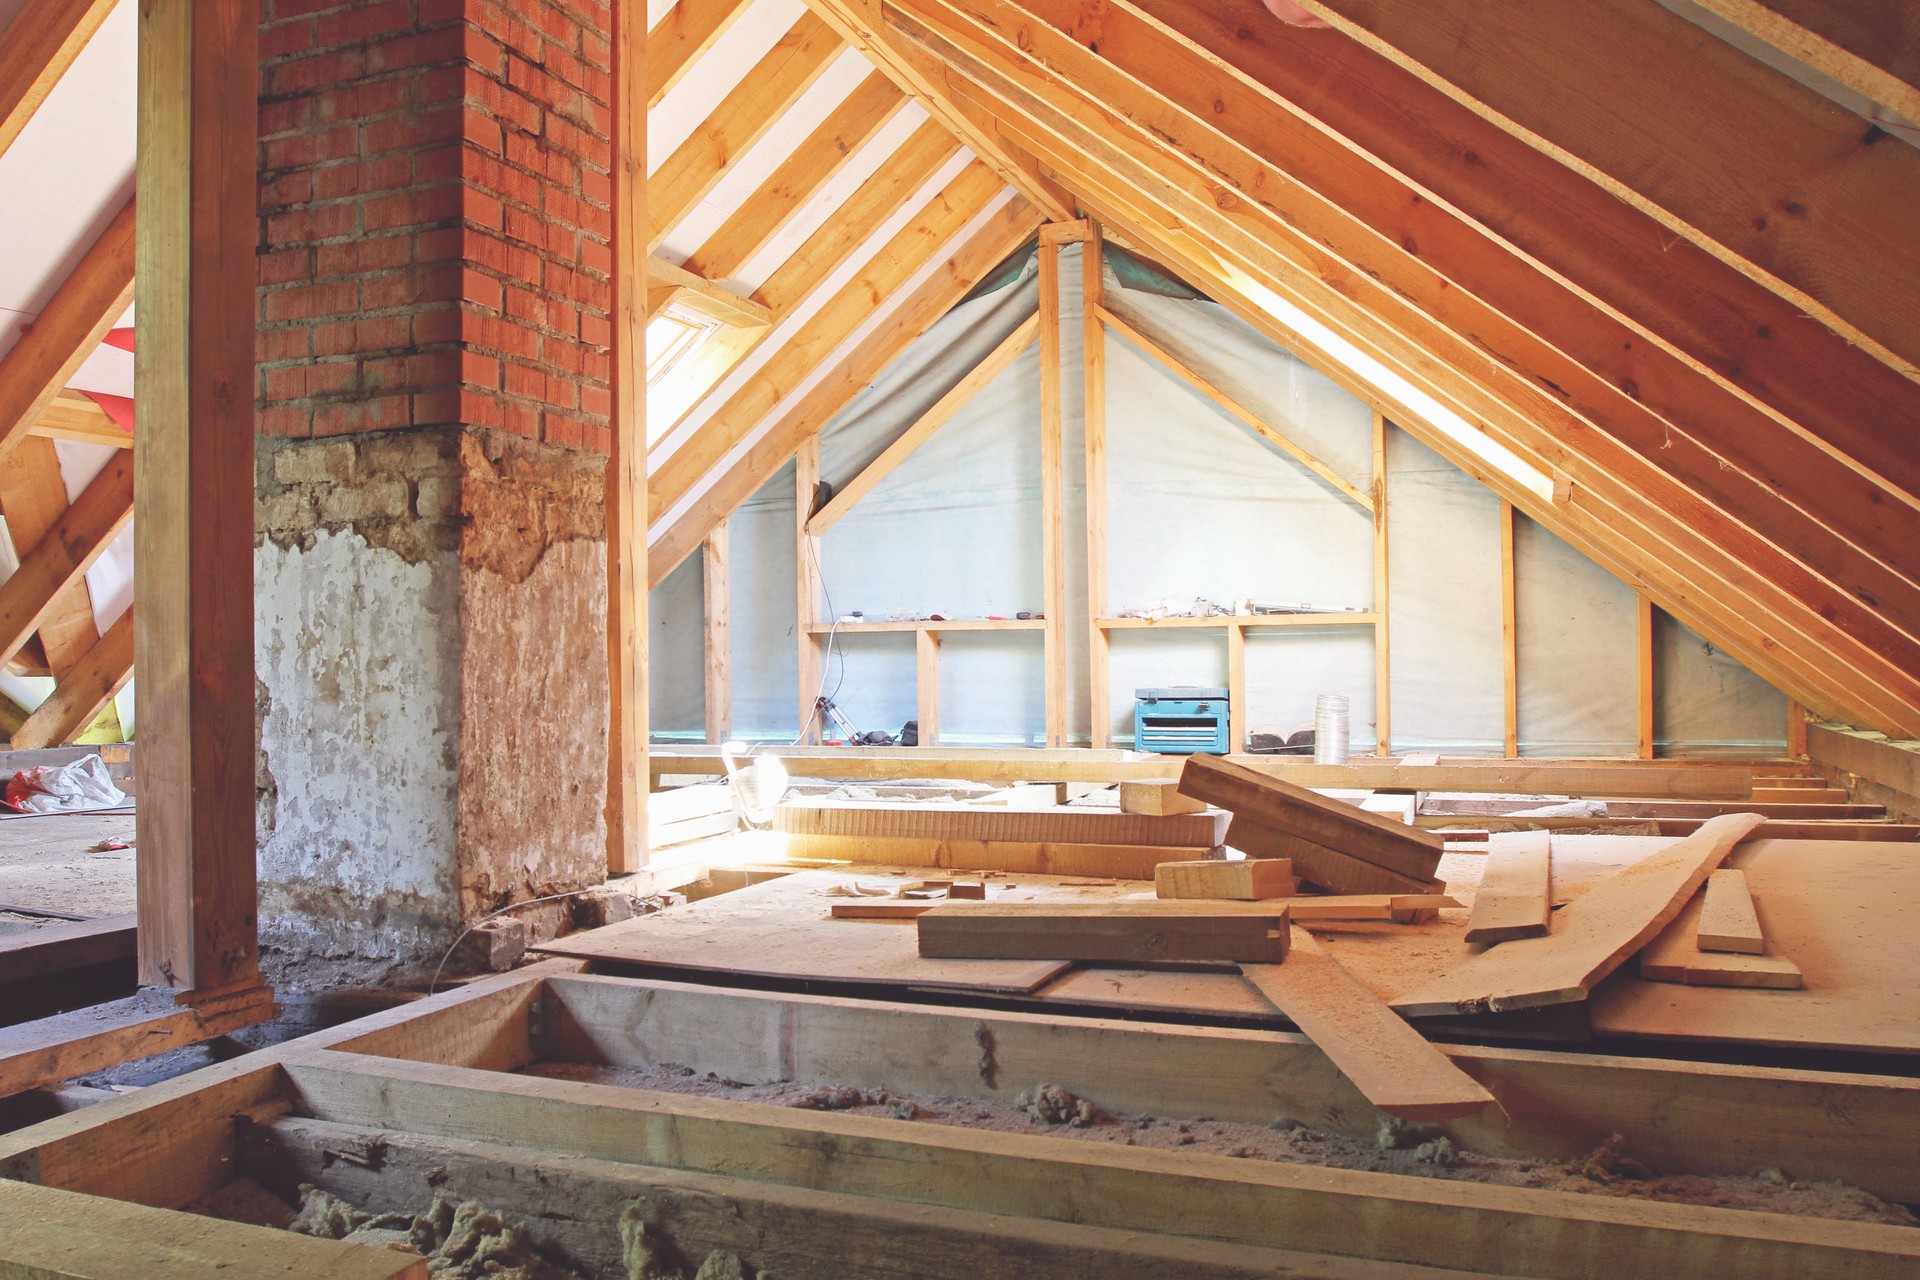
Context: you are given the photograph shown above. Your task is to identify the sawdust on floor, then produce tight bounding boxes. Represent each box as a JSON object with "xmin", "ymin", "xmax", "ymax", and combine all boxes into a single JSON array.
[{"xmin": 523, "ymin": 1061, "xmax": 1916, "ymax": 1227}]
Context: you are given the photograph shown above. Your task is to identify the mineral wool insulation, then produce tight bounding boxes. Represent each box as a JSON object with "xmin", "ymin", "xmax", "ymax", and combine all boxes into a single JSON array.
[{"xmin": 651, "ymin": 243, "xmax": 1784, "ymax": 757}]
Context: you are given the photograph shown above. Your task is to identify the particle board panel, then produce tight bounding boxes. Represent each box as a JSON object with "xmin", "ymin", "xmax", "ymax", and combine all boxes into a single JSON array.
[
  {"xmin": 1593, "ymin": 840, "xmax": 1920, "ymax": 1052},
  {"xmin": 776, "ymin": 800, "xmax": 1228, "ymax": 847}
]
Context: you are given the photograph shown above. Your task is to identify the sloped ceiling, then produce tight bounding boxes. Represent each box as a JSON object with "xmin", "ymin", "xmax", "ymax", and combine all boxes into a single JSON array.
[{"xmin": 645, "ymin": 0, "xmax": 1920, "ymax": 735}]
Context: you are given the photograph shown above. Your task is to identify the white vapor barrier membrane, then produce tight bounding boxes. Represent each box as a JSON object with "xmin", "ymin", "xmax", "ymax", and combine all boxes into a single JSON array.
[
  {"xmin": 1656, "ymin": 611, "xmax": 1788, "ymax": 756},
  {"xmin": 649, "ymin": 242, "xmax": 1786, "ymax": 754},
  {"xmin": 649, "ymin": 552, "xmax": 706, "ymax": 733}
]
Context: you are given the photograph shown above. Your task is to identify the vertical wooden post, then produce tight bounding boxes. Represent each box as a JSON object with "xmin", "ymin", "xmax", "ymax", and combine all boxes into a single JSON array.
[
  {"xmin": 1038, "ymin": 235, "xmax": 1067, "ymax": 746},
  {"xmin": 1083, "ymin": 224, "xmax": 1110, "ymax": 749},
  {"xmin": 1786, "ymin": 699, "xmax": 1809, "ymax": 758},
  {"xmin": 1226, "ymin": 623, "xmax": 1247, "ymax": 754},
  {"xmin": 703, "ymin": 522, "xmax": 729, "ymax": 744},
  {"xmin": 1500, "ymin": 499, "xmax": 1518, "ymax": 758},
  {"xmin": 1371, "ymin": 409, "xmax": 1391, "ymax": 757},
  {"xmin": 1638, "ymin": 592, "xmax": 1657, "ymax": 760},
  {"xmin": 134, "ymin": 0, "xmax": 261, "ymax": 994},
  {"xmin": 916, "ymin": 628, "xmax": 941, "ymax": 745},
  {"xmin": 606, "ymin": 0, "xmax": 648, "ymax": 873},
  {"xmin": 796, "ymin": 436, "xmax": 824, "ymax": 742}
]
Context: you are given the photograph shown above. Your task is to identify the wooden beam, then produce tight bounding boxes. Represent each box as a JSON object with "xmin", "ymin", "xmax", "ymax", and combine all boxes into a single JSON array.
[
  {"xmin": 648, "ymin": 11, "xmax": 841, "ymax": 251},
  {"xmin": 0, "ymin": 0, "xmax": 117, "ymax": 162},
  {"xmin": 1501, "ymin": 499, "xmax": 1517, "ymax": 757},
  {"xmin": 1371, "ymin": 409, "xmax": 1390, "ymax": 756},
  {"xmin": 645, "ymin": 256, "xmax": 773, "ymax": 327},
  {"xmin": 0, "ymin": 450, "xmax": 131, "ymax": 672},
  {"xmin": 917, "ymin": 901, "xmax": 1293, "ymax": 964},
  {"xmin": 807, "ymin": 314, "xmax": 1038, "ymax": 535},
  {"xmin": 0, "ymin": 436, "xmax": 102, "ymax": 679},
  {"xmin": 0, "ymin": 982, "xmax": 270, "ymax": 1101},
  {"xmin": 1639, "ymin": 591, "xmax": 1657, "ymax": 760},
  {"xmin": 1038, "ymin": 234, "xmax": 1067, "ymax": 746},
  {"xmin": 607, "ymin": 0, "xmax": 648, "ymax": 875},
  {"xmin": 915, "ymin": 627, "xmax": 940, "ymax": 745},
  {"xmin": 135, "ymin": 0, "xmax": 260, "ymax": 996},
  {"xmin": 0, "ymin": 197, "xmax": 133, "ymax": 470},
  {"xmin": 1083, "ymin": 223, "xmax": 1111, "ymax": 749},
  {"xmin": 31, "ymin": 390, "xmax": 131, "ymax": 449},
  {"xmin": 13, "ymin": 610, "xmax": 130, "ymax": 749},
  {"xmin": 1461, "ymin": 830, "xmax": 1552, "ymax": 944},
  {"xmin": 1787, "ymin": 699, "xmax": 1809, "ymax": 759},
  {"xmin": 646, "ymin": 0, "xmax": 750, "ymax": 109},
  {"xmin": 1289, "ymin": 0, "xmax": 1920, "ymax": 378},
  {"xmin": 1689, "ymin": 0, "xmax": 1920, "ymax": 125},
  {"xmin": 702, "ymin": 523, "xmax": 729, "ymax": 744},
  {"xmin": 1098, "ymin": 305, "xmax": 1373, "ymax": 511},
  {"xmin": 683, "ymin": 72, "xmax": 908, "ymax": 284},
  {"xmin": 796, "ymin": 437, "xmax": 824, "ymax": 742}
]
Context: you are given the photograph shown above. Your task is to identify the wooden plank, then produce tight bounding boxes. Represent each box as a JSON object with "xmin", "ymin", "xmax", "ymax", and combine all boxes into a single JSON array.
[
  {"xmin": 1228, "ymin": 818, "xmax": 1441, "ymax": 896},
  {"xmin": 0, "ymin": 1179, "xmax": 427, "ymax": 1280},
  {"xmin": 1098, "ymin": 306, "xmax": 1373, "ymax": 511},
  {"xmin": 647, "ymin": 10, "xmax": 840, "ymax": 249},
  {"xmin": 0, "ymin": 914, "xmax": 134, "ymax": 988},
  {"xmin": 1689, "ymin": 0, "xmax": 1920, "ymax": 125},
  {"xmin": 831, "ymin": 901, "xmax": 939, "ymax": 919},
  {"xmin": 1371, "ymin": 408, "xmax": 1390, "ymax": 755},
  {"xmin": 918, "ymin": 900, "xmax": 1292, "ymax": 964},
  {"xmin": 1290, "ymin": 0, "xmax": 1920, "ymax": 374},
  {"xmin": 1155, "ymin": 858, "xmax": 1297, "ymax": 900},
  {"xmin": 287, "ymin": 1051, "xmax": 1920, "ymax": 1280},
  {"xmin": 1269, "ymin": 894, "xmax": 1460, "ymax": 922},
  {"xmin": 12, "ymin": 610, "xmax": 132, "ymax": 749},
  {"xmin": 795, "ymin": 437, "xmax": 823, "ymax": 742},
  {"xmin": 782, "ymin": 833, "xmax": 1211, "ymax": 879},
  {"xmin": 1501, "ymin": 500, "xmax": 1517, "ymax": 757},
  {"xmin": 539, "ymin": 970, "xmax": 1920, "ymax": 1203},
  {"xmin": 702, "ymin": 523, "xmax": 728, "ymax": 743},
  {"xmin": 1039, "ymin": 235, "xmax": 1067, "ymax": 746},
  {"xmin": 683, "ymin": 72, "xmax": 907, "ymax": 283},
  {"xmin": 1119, "ymin": 780, "xmax": 1206, "ymax": 816},
  {"xmin": 0, "ymin": 985, "xmax": 272, "ymax": 1101},
  {"xmin": 1462, "ymin": 830, "xmax": 1551, "ymax": 944},
  {"xmin": 0, "ymin": 436, "xmax": 100, "ymax": 678},
  {"xmin": 1696, "ymin": 867, "xmax": 1765, "ymax": 954},
  {"xmin": 0, "ymin": 198, "xmax": 132, "ymax": 469},
  {"xmin": 1084, "ymin": 224, "xmax": 1111, "ymax": 749},
  {"xmin": 134, "ymin": 0, "xmax": 259, "ymax": 994},
  {"xmin": 1180, "ymin": 753, "xmax": 1444, "ymax": 881},
  {"xmin": 644, "ymin": 255, "xmax": 773, "ymax": 326},
  {"xmin": 777, "ymin": 799, "xmax": 1227, "ymax": 847},
  {"xmin": 0, "ymin": 449, "xmax": 131, "ymax": 671},
  {"xmin": 807, "ymin": 314, "xmax": 1039, "ymax": 534},
  {"xmin": 31, "ymin": 391, "xmax": 132, "ymax": 450},
  {"xmin": 1243, "ymin": 929, "xmax": 1493, "ymax": 1121},
  {"xmin": 646, "ymin": 0, "xmax": 749, "ymax": 108},
  {"xmin": 1639, "ymin": 893, "xmax": 1803, "ymax": 990},
  {"xmin": 0, "ymin": 0, "xmax": 118, "ymax": 163},
  {"xmin": 1393, "ymin": 812, "xmax": 1766, "ymax": 1016},
  {"xmin": 1639, "ymin": 593, "xmax": 1656, "ymax": 759},
  {"xmin": 1808, "ymin": 722, "xmax": 1920, "ymax": 799},
  {"xmin": 606, "ymin": 0, "xmax": 648, "ymax": 875},
  {"xmin": 1225, "ymin": 621, "xmax": 1246, "ymax": 753},
  {"xmin": 916, "ymin": 627, "xmax": 940, "ymax": 745}
]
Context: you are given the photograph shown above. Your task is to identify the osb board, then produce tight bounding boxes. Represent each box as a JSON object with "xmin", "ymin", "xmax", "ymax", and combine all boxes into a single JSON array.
[
  {"xmin": 1591, "ymin": 840, "xmax": 1920, "ymax": 1053},
  {"xmin": 534, "ymin": 868, "xmax": 1159, "ymax": 995}
]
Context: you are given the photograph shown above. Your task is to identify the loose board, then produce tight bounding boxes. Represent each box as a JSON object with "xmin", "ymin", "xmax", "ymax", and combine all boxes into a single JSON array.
[
  {"xmin": 1180, "ymin": 755, "xmax": 1444, "ymax": 881},
  {"xmin": 1637, "ymin": 894, "xmax": 1802, "ymax": 989},
  {"xmin": 1462, "ymin": 831, "xmax": 1552, "ymax": 943},
  {"xmin": 1696, "ymin": 868, "xmax": 1764, "ymax": 953},
  {"xmin": 918, "ymin": 902, "xmax": 1291, "ymax": 964}
]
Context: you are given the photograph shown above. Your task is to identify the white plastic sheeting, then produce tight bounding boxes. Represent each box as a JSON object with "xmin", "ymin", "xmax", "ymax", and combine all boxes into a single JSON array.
[{"xmin": 650, "ymin": 242, "xmax": 1786, "ymax": 755}]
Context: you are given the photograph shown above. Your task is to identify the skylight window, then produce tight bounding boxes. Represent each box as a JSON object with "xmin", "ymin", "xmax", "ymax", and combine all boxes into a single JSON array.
[{"xmin": 647, "ymin": 307, "xmax": 721, "ymax": 386}]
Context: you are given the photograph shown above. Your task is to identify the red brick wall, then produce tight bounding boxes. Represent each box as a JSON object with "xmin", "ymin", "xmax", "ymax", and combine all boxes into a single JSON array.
[{"xmin": 257, "ymin": 0, "xmax": 613, "ymax": 453}]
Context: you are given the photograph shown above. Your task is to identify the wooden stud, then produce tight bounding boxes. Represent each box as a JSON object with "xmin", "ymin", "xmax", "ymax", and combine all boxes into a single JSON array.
[
  {"xmin": 1638, "ymin": 592, "xmax": 1657, "ymax": 760},
  {"xmin": 1038, "ymin": 233, "xmax": 1067, "ymax": 746},
  {"xmin": 795, "ymin": 436, "xmax": 824, "ymax": 743},
  {"xmin": 807, "ymin": 314, "xmax": 1039, "ymax": 534},
  {"xmin": 1786, "ymin": 699, "xmax": 1809, "ymax": 759},
  {"xmin": 647, "ymin": 195, "xmax": 1040, "ymax": 587},
  {"xmin": 1501, "ymin": 499, "xmax": 1518, "ymax": 758},
  {"xmin": 1372, "ymin": 409, "xmax": 1390, "ymax": 756},
  {"xmin": 0, "ymin": 196, "xmax": 133, "ymax": 469},
  {"xmin": 606, "ymin": 0, "xmax": 648, "ymax": 875},
  {"xmin": 134, "ymin": 0, "xmax": 260, "ymax": 996},
  {"xmin": 647, "ymin": 11, "xmax": 840, "ymax": 250},
  {"xmin": 1225, "ymin": 622, "xmax": 1246, "ymax": 754},
  {"xmin": 702, "ymin": 523, "xmax": 729, "ymax": 745},
  {"xmin": 0, "ymin": 0, "xmax": 118, "ymax": 163},
  {"xmin": 916, "ymin": 627, "xmax": 940, "ymax": 746},
  {"xmin": 1083, "ymin": 223, "xmax": 1111, "ymax": 748}
]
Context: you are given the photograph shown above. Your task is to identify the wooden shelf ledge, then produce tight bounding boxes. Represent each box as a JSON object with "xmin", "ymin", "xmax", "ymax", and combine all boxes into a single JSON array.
[
  {"xmin": 1098, "ymin": 613, "xmax": 1379, "ymax": 630},
  {"xmin": 806, "ymin": 618, "xmax": 1048, "ymax": 634}
]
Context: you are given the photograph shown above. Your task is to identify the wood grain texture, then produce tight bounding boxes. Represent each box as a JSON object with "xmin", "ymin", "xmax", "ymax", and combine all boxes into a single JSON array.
[
  {"xmin": 1182, "ymin": 753, "xmax": 1443, "ymax": 881},
  {"xmin": 782, "ymin": 833, "xmax": 1212, "ymax": 879},
  {"xmin": 1155, "ymin": 858, "xmax": 1296, "ymax": 900},
  {"xmin": 12, "ymin": 610, "xmax": 131, "ymax": 748},
  {"xmin": 1228, "ymin": 817, "xmax": 1442, "ymax": 896},
  {"xmin": 1638, "ymin": 892, "xmax": 1802, "ymax": 990},
  {"xmin": 778, "ymin": 799, "xmax": 1227, "ymax": 847},
  {"xmin": 1038, "ymin": 236, "xmax": 1067, "ymax": 745},
  {"xmin": 1120, "ymin": 781, "xmax": 1207, "ymax": 816},
  {"xmin": 1462, "ymin": 830, "xmax": 1551, "ymax": 944},
  {"xmin": 1393, "ymin": 813, "xmax": 1766, "ymax": 1015},
  {"xmin": 918, "ymin": 901, "xmax": 1292, "ymax": 963},
  {"xmin": 1243, "ymin": 929, "xmax": 1493, "ymax": 1121},
  {"xmin": 1696, "ymin": 867, "xmax": 1765, "ymax": 954}
]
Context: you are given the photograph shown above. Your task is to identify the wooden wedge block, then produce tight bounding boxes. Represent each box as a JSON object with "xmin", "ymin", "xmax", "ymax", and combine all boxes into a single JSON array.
[
  {"xmin": 1180, "ymin": 754, "xmax": 1444, "ymax": 882},
  {"xmin": 1392, "ymin": 812, "xmax": 1766, "ymax": 1016},
  {"xmin": 1120, "ymin": 780, "xmax": 1209, "ymax": 816},
  {"xmin": 917, "ymin": 902, "xmax": 1290, "ymax": 963},
  {"xmin": 1242, "ymin": 929, "xmax": 1494, "ymax": 1122},
  {"xmin": 1463, "ymin": 830, "xmax": 1553, "ymax": 944},
  {"xmin": 1156, "ymin": 859, "xmax": 1297, "ymax": 900},
  {"xmin": 1229, "ymin": 817, "xmax": 1441, "ymax": 895},
  {"xmin": 1696, "ymin": 868, "xmax": 1764, "ymax": 954},
  {"xmin": 1639, "ymin": 894, "xmax": 1803, "ymax": 989}
]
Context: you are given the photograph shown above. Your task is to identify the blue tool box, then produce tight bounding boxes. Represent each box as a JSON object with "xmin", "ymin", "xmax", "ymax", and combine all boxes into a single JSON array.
[{"xmin": 1133, "ymin": 686, "xmax": 1230, "ymax": 754}]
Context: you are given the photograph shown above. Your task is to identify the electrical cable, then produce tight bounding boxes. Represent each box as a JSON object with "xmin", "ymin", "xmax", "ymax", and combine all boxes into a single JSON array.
[
  {"xmin": 427, "ymin": 888, "xmax": 592, "ymax": 995},
  {"xmin": 791, "ymin": 532, "xmax": 846, "ymax": 744}
]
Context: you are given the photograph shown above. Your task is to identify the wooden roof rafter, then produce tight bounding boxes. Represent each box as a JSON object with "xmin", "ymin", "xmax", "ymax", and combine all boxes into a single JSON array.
[
  {"xmin": 1684, "ymin": 0, "xmax": 1920, "ymax": 126},
  {"xmin": 0, "ymin": 0, "xmax": 119, "ymax": 162}
]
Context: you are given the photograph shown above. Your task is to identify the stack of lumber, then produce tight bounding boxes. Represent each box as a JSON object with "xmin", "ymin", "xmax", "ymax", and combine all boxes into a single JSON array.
[
  {"xmin": 1177, "ymin": 755, "xmax": 1445, "ymax": 894},
  {"xmin": 1637, "ymin": 866, "xmax": 1803, "ymax": 988},
  {"xmin": 777, "ymin": 799, "xmax": 1227, "ymax": 878}
]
